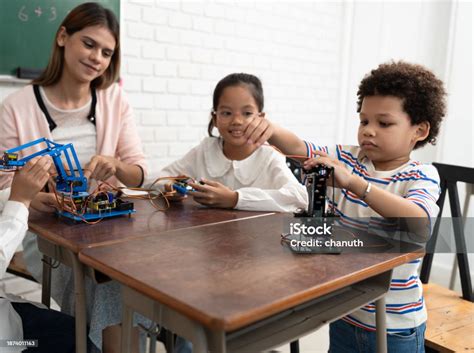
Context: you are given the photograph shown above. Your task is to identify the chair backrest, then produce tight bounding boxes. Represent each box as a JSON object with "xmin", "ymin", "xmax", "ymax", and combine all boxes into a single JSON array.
[{"xmin": 420, "ymin": 163, "xmax": 474, "ymax": 301}]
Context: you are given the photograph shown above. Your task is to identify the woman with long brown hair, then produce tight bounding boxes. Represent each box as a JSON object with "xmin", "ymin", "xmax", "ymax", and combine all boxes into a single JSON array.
[{"xmin": 0, "ymin": 3, "xmax": 148, "ymax": 353}]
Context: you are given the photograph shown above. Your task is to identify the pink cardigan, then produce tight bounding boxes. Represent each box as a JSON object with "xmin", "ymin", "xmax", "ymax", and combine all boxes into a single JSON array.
[{"xmin": 0, "ymin": 84, "xmax": 148, "ymax": 189}]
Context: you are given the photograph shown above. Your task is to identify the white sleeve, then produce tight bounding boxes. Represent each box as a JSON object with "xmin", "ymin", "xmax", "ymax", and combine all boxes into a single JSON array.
[
  {"xmin": 144, "ymin": 144, "xmax": 201, "ymax": 189},
  {"xmin": 235, "ymin": 155, "xmax": 308, "ymax": 213},
  {"xmin": 0, "ymin": 200, "xmax": 29, "ymax": 279}
]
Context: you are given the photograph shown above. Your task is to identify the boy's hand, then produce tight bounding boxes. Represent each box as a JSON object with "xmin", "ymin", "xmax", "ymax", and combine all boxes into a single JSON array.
[
  {"xmin": 10, "ymin": 157, "xmax": 52, "ymax": 209},
  {"xmin": 303, "ymin": 151, "xmax": 353, "ymax": 190},
  {"xmin": 244, "ymin": 116, "xmax": 273, "ymax": 147},
  {"xmin": 188, "ymin": 179, "xmax": 238, "ymax": 209}
]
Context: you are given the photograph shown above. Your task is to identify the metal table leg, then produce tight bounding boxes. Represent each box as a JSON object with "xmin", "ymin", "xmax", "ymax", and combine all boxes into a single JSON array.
[
  {"xmin": 41, "ymin": 254, "xmax": 52, "ymax": 308},
  {"xmin": 165, "ymin": 330, "xmax": 175, "ymax": 353},
  {"xmin": 67, "ymin": 249, "xmax": 88, "ymax": 353},
  {"xmin": 375, "ymin": 296, "xmax": 387, "ymax": 353},
  {"xmin": 206, "ymin": 330, "xmax": 226, "ymax": 353},
  {"xmin": 121, "ymin": 301, "xmax": 133, "ymax": 353}
]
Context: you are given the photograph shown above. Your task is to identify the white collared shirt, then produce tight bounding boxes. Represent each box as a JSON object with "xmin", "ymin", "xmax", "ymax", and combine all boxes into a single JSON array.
[
  {"xmin": 0, "ymin": 188, "xmax": 28, "ymax": 351},
  {"xmin": 148, "ymin": 137, "xmax": 308, "ymax": 213}
]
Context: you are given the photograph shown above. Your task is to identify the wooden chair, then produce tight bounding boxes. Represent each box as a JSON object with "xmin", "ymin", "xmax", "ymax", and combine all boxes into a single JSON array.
[
  {"xmin": 7, "ymin": 251, "xmax": 36, "ymax": 282},
  {"xmin": 423, "ymin": 283, "xmax": 474, "ymax": 352},
  {"xmin": 420, "ymin": 163, "xmax": 474, "ymax": 352}
]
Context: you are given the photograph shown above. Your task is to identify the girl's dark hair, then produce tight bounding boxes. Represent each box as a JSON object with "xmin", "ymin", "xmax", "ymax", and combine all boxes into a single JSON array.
[
  {"xmin": 357, "ymin": 61, "xmax": 446, "ymax": 149},
  {"xmin": 208, "ymin": 73, "xmax": 264, "ymax": 136},
  {"xmin": 33, "ymin": 2, "xmax": 120, "ymax": 89}
]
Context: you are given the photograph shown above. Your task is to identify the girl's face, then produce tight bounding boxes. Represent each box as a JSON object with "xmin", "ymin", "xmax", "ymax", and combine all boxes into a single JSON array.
[
  {"xmin": 357, "ymin": 95, "xmax": 428, "ymax": 170},
  {"xmin": 215, "ymin": 85, "xmax": 263, "ymax": 149},
  {"xmin": 57, "ymin": 25, "xmax": 116, "ymax": 84}
]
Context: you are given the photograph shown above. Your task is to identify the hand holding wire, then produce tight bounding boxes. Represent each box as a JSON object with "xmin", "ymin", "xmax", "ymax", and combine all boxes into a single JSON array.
[
  {"xmin": 188, "ymin": 178, "xmax": 238, "ymax": 209},
  {"xmin": 166, "ymin": 183, "xmax": 187, "ymax": 202}
]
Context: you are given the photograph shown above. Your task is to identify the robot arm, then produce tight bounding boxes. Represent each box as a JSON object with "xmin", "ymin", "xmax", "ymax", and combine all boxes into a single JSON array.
[
  {"xmin": 1, "ymin": 138, "xmax": 134, "ymax": 222},
  {"xmin": 0, "ymin": 137, "xmax": 87, "ymax": 193}
]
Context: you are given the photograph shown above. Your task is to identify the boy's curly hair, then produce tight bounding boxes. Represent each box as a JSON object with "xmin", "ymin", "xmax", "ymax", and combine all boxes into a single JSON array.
[{"xmin": 356, "ymin": 61, "xmax": 447, "ymax": 149}]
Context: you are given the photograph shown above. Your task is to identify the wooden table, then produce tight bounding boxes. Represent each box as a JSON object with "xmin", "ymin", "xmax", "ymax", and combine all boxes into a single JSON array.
[
  {"xmin": 79, "ymin": 213, "xmax": 424, "ymax": 353},
  {"xmin": 28, "ymin": 198, "xmax": 273, "ymax": 353}
]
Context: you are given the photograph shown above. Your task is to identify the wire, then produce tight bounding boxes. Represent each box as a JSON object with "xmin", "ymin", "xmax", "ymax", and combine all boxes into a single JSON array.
[{"xmin": 47, "ymin": 174, "xmax": 196, "ymax": 224}]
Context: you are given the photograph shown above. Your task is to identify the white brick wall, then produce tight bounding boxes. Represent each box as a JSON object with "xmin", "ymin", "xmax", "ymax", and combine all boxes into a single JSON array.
[
  {"xmin": 0, "ymin": 0, "xmax": 470, "ymax": 303},
  {"xmin": 0, "ymin": 1, "xmax": 344, "ymax": 176},
  {"xmin": 121, "ymin": 0, "xmax": 344, "ymax": 174}
]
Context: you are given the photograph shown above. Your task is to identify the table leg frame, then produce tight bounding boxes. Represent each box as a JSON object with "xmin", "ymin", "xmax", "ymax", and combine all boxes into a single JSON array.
[
  {"xmin": 37, "ymin": 239, "xmax": 89, "ymax": 353},
  {"xmin": 121, "ymin": 270, "xmax": 393, "ymax": 353},
  {"xmin": 67, "ymin": 249, "xmax": 88, "ymax": 353},
  {"xmin": 376, "ymin": 296, "xmax": 387, "ymax": 353}
]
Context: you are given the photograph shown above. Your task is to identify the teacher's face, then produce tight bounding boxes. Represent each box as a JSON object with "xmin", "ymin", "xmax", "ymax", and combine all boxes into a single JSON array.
[{"xmin": 57, "ymin": 25, "xmax": 116, "ymax": 84}]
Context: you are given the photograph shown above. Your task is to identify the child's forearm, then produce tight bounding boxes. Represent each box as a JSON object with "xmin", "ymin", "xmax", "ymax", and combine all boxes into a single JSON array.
[
  {"xmin": 349, "ymin": 176, "xmax": 427, "ymax": 218},
  {"xmin": 268, "ymin": 124, "xmax": 307, "ymax": 157}
]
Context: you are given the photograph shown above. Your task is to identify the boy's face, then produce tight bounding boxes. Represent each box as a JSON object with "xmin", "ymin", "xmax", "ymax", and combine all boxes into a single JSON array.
[{"xmin": 358, "ymin": 95, "xmax": 428, "ymax": 170}]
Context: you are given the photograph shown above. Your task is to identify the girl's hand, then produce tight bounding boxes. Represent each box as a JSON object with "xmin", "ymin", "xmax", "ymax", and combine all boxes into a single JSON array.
[
  {"xmin": 188, "ymin": 179, "xmax": 238, "ymax": 208},
  {"xmin": 244, "ymin": 115, "xmax": 273, "ymax": 147},
  {"xmin": 303, "ymin": 151, "xmax": 353, "ymax": 190},
  {"xmin": 165, "ymin": 183, "xmax": 186, "ymax": 202},
  {"xmin": 84, "ymin": 155, "xmax": 118, "ymax": 182}
]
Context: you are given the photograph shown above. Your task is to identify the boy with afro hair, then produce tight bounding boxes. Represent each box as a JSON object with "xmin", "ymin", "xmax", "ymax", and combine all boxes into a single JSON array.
[{"xmin": 246, "ymin": 61, "xmax": 447, "ymax": 352}]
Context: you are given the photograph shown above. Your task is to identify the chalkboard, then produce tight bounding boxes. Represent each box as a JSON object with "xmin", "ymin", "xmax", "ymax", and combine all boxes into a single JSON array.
[{"xmin": 0, "ymin": 0, "xmax": 120, "ymax": 77}]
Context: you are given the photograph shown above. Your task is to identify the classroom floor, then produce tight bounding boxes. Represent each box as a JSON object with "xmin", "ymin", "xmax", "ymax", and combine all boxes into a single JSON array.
[{"xmin": 1, "ymin": 273, "xmax": 330, "ymax": 353}]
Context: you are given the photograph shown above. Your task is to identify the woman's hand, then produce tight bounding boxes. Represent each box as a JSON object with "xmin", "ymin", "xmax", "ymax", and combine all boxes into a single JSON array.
[
  {"xmin": 84, "ymin": 155, "xmax": 118, "ymax": 182},
  {"xmin": 303, "ymin": 151, "xmax": 354, "ymax": 190},
  {"xmin": 188, "ymin": 179, "xmax": 238, "ymax": 209},
  {"xmin": 30, "ymin": 192, "xmax": 58, "ymax": 213},
  {"xmin": 84, "ymin": 156, "xmax": 143, "ymax": 187}
]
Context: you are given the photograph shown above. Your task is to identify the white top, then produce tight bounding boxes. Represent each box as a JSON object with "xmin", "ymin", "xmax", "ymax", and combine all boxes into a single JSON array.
[
  {"xmin": 40, "ymin": 86, "xmax": 97, "ymax": 167},
  {"xmin": 148, "ymin": 137, "xmax": 308, "ymax": 213},
  {"xmin": 0, "ymin": 188, "xmax": 29, "ymax": 351},
  {"xmin": 306, "ymin": 142, "xmax": 441, "ymax": 332}
]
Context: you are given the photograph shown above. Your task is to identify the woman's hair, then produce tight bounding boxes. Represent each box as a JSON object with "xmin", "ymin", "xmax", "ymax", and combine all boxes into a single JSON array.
[
  {"xmin": 32, "ymin": 2, "xmax": 120, "ymax": 89},
  {"xmin": 208, "ymin": 73, "xmax": 264, "ymax": 137},
  {"xmin": 357, "ymin": 61, "xmax": 446, "ymax": 149}
]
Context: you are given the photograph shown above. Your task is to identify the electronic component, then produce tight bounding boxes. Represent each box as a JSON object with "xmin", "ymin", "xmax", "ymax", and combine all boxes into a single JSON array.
[
  {"xmin": 173, "ymin": 179, "xmax": 205, "ymax": 195},
  {"xmin": 173, "ymin": 181, "xmax": 194, "ymax": 195},
  {"xmin": 289, "ymin": 164, "xmax": 340, "ymax": 254},
  {"xmin": 294, "ymin": 164, "xmax": 334, "ymax": 218},
  {"xmin": 0, "ymin": 138, "xmax": 135, "ymax": 222}
]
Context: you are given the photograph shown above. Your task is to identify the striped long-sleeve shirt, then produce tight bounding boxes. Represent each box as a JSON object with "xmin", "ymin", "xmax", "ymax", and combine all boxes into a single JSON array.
[{"xmin": 305, "ymin": 142, "xmax": 440, "ymax": 332}]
